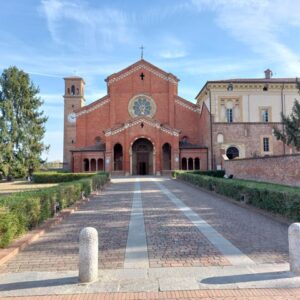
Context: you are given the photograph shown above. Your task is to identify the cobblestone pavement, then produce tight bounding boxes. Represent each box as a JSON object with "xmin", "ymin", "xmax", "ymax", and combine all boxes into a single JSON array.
[
  {"xmin": 0, "ymin": 180, "xmax": 134, "ymax": 273},
  {"xmin": 161, "ymin": 178, "xmax": 289, "ymax": 264},
  {"xmin": 141, "ymin": 179, "xmax": 230, "ymax": 267},
  {"xmin": 0, "ymin": 176, "xmax": 297, "ymax": 298}
]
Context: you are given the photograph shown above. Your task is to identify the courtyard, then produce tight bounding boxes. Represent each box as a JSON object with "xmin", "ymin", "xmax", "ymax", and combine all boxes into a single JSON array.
[{"xmin": 0, "ymin": 177, "xmax": 299, "ymax": 299}]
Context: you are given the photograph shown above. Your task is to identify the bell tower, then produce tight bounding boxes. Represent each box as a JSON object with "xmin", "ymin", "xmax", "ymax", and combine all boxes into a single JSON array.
[{"xmin": 63, "ymin": 76, "xmax": 85, "ymax": 170}]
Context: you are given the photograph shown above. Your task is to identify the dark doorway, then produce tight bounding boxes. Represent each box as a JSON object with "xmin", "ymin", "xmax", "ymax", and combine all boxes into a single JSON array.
[
  {"xmin": 132, "ymin": 138, "xmax": 154, "ymax": 175},
  {"xmin": 162, "ymin": 143, "xmax": 172, "ymax": 170},
  {"xmin": 114, "ymin": 143, "xmax": 123, "ymax": 171}
]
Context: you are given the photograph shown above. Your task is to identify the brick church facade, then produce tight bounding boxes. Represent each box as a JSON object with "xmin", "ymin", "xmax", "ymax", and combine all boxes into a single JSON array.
[{"xmin": 63, "ymin": 59, "xmax": 208, "ymax": 175}]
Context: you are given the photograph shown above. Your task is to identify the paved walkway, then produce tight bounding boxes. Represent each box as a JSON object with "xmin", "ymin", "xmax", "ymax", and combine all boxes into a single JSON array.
[{"xmin": 0, "ymin": 176, "xmax": 298, "ymax": 298}]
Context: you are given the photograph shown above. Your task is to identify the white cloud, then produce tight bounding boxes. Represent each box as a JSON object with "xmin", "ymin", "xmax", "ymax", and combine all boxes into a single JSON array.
[
  {"xmin": 190, "ymin": 0, "xmax": 300, "ymax": 75},
  {"xmin": 39, "ymin": 0, "xmax": 134, "ymax": 50}
]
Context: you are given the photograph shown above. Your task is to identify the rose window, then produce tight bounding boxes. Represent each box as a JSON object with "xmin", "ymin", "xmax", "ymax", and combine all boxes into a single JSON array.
[{"xmin": 128, "ymin": 95, "xmax": 156, "ymax": 118}]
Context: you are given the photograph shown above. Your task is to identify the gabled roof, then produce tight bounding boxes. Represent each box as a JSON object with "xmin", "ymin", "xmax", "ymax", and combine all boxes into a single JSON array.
[
  {"xmin": 179, "ymin": 141, "xmax": 207, "ymax": 149},
  {"xmin": 105, "ymin": 59, "xmax": 179, "ymax": 86},
  {"xmin": 75, "ymin": 95, "xmax": 110, "ymax": 116},
  {"xmin": 175, "ymin": 96, "xmax": 201, "ymax": 113},
  {"xmin": 71, "ymin": 143, "xmax": 105, "ymax": 152},
  {"xmin": 104, "ymin": 116, "xmax": 181, "ymax": 137}
]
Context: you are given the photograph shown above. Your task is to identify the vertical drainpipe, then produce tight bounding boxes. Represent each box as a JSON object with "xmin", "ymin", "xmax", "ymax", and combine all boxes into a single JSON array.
[
  {"xmin": 281, "ymin": 83, "xmax": 286, "ymax": 155},
  {"xmin": 208, "ymin": 87, "xmax": 214, "ymax": 170}
]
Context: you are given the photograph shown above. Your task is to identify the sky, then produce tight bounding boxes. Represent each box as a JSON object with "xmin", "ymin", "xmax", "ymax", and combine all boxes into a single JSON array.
[{"xmin": 0, "ymin": 0, "xmax": 300, "ymax": 162}]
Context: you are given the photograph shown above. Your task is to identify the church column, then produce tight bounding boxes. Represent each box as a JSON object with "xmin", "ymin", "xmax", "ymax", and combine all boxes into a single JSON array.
[
  {"xmin": 124, "ymin": 130, "xmax": 129, "ymax": 176},
  {"xmin": 96, "ymin": 159, "xmax": 98, "ymax": 171},
  {"xmin": 89, "ymin": 159, "xmax": 91, "ymax": 172},
  {"xmin": 129, "ymin": 147, "xmax": 132, "ymax": 175},
  {"xmin": 156, "ymin": 130, "xmax": 161, "ymax": 175},
  {"xmin": 153, "ymin": 150, "xmax": 156, "ymax": 175},
  {"xmin": 193, "ymin": 159, "xmax": 195, "ymax": 170}
]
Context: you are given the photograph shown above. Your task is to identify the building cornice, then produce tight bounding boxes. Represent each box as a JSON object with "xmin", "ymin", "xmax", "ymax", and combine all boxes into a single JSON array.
[{"xmin": 196, "ymin": 82, "xmax": 299, "ymax": 103}]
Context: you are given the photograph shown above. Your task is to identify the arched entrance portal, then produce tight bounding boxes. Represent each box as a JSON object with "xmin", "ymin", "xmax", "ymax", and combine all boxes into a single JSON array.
[{"xmin": 132, "ymin": 138, "xmax": 154, "ymax": 175}]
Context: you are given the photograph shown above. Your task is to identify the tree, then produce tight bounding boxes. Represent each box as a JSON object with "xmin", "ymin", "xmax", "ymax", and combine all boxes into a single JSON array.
[
  {"xmin": 0, "ymin": 66, "xmax": 48, "ymax": 178},
  {"xmin": 273, "ymin": 99, "xmax": 300, "ymax": 151}
]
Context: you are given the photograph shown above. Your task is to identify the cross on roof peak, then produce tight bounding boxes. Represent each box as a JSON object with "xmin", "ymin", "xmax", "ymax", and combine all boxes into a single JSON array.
[{"xmin": 140, "ymin": 45, "xmax": 144, "ymax": 59}]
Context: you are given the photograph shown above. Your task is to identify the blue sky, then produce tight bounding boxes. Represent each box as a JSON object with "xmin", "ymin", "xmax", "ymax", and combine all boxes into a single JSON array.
[{"xmin": 1, "ymin": 0, "xmax": 300, "ymax": 162}]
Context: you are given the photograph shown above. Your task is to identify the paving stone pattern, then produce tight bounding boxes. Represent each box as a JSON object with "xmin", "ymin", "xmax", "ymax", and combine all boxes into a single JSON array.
[
  {"xmin": 161, "ymin": 178, "xmax": 289, "ymax": 264},
  {"xmin": 0, "ymin": 176, "xmax": 289, "ymax": 275},
  {"xmin": 0, "ymin": 180, "xmax": 133, "ymax": 273},
  {"xmin": 141, "ymin": 179, "xmax": 230, "ymax": 268}
]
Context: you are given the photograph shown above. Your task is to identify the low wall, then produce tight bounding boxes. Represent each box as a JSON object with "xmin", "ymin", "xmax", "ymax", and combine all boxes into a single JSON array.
[{"xmin": 224, "ymin": 154, "xmax": 300, "ymax": 187}]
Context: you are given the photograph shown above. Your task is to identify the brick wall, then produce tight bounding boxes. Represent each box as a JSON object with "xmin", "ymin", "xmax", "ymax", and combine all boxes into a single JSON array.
[{"xmin": 224, "ymin": 154, "xmax": 300, "ymax": 187}]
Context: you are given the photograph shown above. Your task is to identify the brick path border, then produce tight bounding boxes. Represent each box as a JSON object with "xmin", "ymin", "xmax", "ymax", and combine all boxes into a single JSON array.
[{"xmin": 1, "ymin": 288, "xmax": 300, "ymax": 299}]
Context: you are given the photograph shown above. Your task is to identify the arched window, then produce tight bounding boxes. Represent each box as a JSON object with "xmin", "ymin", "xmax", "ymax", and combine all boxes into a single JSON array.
[
  {"xmin": 181, "ymin": 158, "xmax": 187, "ymax": 170},
  {"xmin": 195, "ymin": 158, "xmax": 200, "ymax": 170},
  {"xmin": 217, "ymin": 133, "xmax": 224, "ymax": 144},
  {"xmin": 83, "ymin": 159, "xmax": 89, "ymax": 172},
  {"xmin": 97, "ymin": 158, "xmax": 104, "ymax": 171},
  {"xmin": 71, "ymin": 85, "xmax": 75, "ymax": 96},
  {"xmin": 67, "ymin": 88, "xmax": 70, "ymax": 95},
  {"xmin": 226, "ymin": 146, "xmax": 239, "ymax": 160},
  {"xmin": 162, "ymin": 143, "xmax": 171, "ymax": 170},
  {"xmin": 188, "ymin": 158, "xmax": 193, "ymax": 170},
  {"xmin": 114, "ymin": 143, "xmax": 123, "ymax": 171},
  {"xmin": 90, "ymin": 159, "xmax": 96, "ymax": 172}
]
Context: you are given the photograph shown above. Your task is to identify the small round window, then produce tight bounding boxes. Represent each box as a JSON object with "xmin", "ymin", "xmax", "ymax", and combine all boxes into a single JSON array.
[{"xmin": 226, "ymin": 146, "xmax": 239, "ymax": 160}]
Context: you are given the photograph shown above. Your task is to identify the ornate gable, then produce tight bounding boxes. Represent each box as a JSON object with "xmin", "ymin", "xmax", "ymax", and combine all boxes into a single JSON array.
[
  {"xmin": 105, "ymin": 59, "xmax": 179, "ymax": 86},
  {"xmin": 104, "ymin": 116, "xmax": 180, "ymax": 137}
]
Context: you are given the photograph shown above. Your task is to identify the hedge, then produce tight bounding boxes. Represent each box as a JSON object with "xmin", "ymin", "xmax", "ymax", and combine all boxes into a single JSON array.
[
  {"xmin": 32, "ymin": 172, "xmax": 98, "ymax": 183},
  {"xmin": 0, "ymin": 172, "xmax": 109, "ymax": 248},
  {"xmin": 176, "ymin": 172, "xmax": 300, "ymax": 221},
  {"xmin": 172, "ymin": 170, "xmax": 225, "ymax": 178}
]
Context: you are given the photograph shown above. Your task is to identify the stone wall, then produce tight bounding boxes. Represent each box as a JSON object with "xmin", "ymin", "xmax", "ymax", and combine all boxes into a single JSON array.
[{"xmin": 224, "ymin": 154, "xmax": 300, "ymax": 187}]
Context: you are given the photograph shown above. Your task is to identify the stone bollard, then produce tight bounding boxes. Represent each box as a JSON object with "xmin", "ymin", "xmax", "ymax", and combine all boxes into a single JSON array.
[
  {"xmin": 288, "ymin": 223, "xmax": 300, "ymax": 275},
  {"xmin": 79, "ymin": 227, "xmax": 98, "ymax": 283}
]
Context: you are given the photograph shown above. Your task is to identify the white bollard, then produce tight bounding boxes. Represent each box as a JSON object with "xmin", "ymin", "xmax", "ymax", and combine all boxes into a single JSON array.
[
  {"xmin": 79, "ymin": 227, "xmax": 98, "ymax": 283},
  {"xmin": 288, "ymin": 223, "xmax": 300, "ymax": 275}
]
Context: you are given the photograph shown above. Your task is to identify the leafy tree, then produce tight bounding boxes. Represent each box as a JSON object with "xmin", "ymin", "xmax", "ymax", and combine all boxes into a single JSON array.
[
  {"xmin": 273, "ymin": 99, "xmax": 300, "ymax": 151},
  {"xmin": 0, "ymin": 66, "xmax": 48, "ymax": 178}
]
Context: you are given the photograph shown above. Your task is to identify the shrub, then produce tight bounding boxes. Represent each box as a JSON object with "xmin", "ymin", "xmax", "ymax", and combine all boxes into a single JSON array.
[
  {"xmin": 32, "ymin": 172, "xmax": 96, "ymax": 183},
  {"xmin": 0, "ymin": 207, "xmax": 18, "ymax": 248},
  {"xmin": 0, "ymin": 172, "xmax": 109, "ymax": 248},
  {"xmin": 177, "ymin": 172, "xmax": 300, "ymax": 221},
  {"xmin": 172, "ymin": 170, "xmax": 225, "ymax": 178}
]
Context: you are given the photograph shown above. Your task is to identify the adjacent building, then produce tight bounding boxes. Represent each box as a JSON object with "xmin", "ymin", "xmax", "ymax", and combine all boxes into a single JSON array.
[{"xmin": 196, "ymin": 69, "xmax": 299, "ymax": 170}]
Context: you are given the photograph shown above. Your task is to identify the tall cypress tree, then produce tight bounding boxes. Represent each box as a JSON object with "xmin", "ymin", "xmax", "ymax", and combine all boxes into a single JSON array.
[
  {"xmin": 0, "ymin": 66, "xmax": 48, "ymax": 178},
  {"xmin": 273, "ymin": 99, "xmax": 300, "ymax": 151}
]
